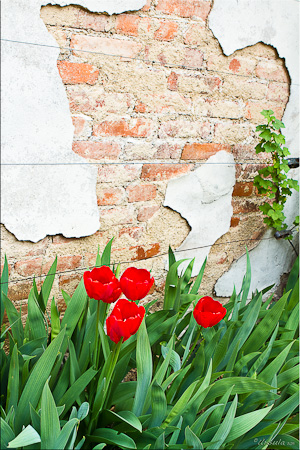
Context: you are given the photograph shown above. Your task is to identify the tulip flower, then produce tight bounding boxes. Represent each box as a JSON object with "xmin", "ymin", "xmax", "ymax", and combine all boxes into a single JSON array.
[
  {"xmin": 193, "ymin": 296, "xmax": 227, "ymax": 328},
  {"xmin": 83, "ymin": 266, "xmax": 121, "ymax": 303},
  {"xmin": 120, "ymin": 267, "xmax": 154, "ymax": 301},
  {"xmin": 106, "ymin": 298, "xmax": 145, "ymax": 344}
]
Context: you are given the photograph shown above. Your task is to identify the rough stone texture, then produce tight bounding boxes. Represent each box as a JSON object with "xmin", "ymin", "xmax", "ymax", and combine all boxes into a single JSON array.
[
  {"xmin": 1, "ymin": 0, "xmax": 295, "ymax": 308},
  {"xmin": 164, "ymin": 151, "xmax": 236, "ymax": 276},
  {"xmin": 209, "ymin": 0, "xmax": 299, "ymax": 296}
]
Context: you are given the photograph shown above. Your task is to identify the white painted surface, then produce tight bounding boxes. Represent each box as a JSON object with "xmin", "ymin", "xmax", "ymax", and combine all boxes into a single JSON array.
[
  {"xmin": 164, "ymin": 151, "xmax": 236, "ymax": 276},
  {"xmin": 1, "ymin": 0, "xmax": 146, "ymax": 242},
  {"xmin": 210, "ymin": 0, "xmax": 299, "ymax": 296},
  {"xmin": 41, "ymin": 0, "xmax": 147, "ymax": 15}
]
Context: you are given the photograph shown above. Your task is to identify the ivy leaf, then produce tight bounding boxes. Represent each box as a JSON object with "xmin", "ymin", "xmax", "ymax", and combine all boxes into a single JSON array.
[
  {"xmin": 274, "ymin": 134, "xmax": 285, "ymax": 144},
  {"xmin": 272, "ymin": 119, "xmax": 285, "ymax": 129},
  {"xmin": 255, "ymin": 143, "xmax": 264, "ymax": 154},
  {"xmin": 282, "ymin": 147, "xmax": 290, "ymax": 156},
  {"xmin": 259, "ymin": 130, "xmax": 272, "ymax": 141}
]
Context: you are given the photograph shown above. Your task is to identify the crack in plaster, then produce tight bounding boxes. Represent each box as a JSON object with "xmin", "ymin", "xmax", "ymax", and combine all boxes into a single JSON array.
[
  {"xmin": 164, "ymin": 151, "xmax": 236, "ymax": 276},
  {"xmin": 209, "ymin": 0, "xmax": 299, "ymax": 296},
  {"xmin": 1, "ymin": 0, "xmax": 146, "ymax": 243}
]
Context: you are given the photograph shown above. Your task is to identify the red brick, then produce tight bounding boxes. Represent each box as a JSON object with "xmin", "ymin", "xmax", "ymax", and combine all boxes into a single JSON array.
[
  {"xmin": 255, "ymin": 60, "xmax": 289, "ymax": 83},
  {"xmin": 71, "ymin": 34, "xmax": 143, "ymax": 59},
  {"xmin": 97, "ymin": 165, "xmax": 140, "ymax": 183},
  {"xmin": 15, "ymin": 258, "xmax": 43, "ymax": 277},
  {"xmin": 57, "ymin": 61, "xmax": 99, "ymax": 85},
  {"xmin": 52, "ymin": 235, "xmax": 77, "ymax": 245},
  {"xmin": 72, "ymin": 141, "xmax": 121, "ymax": 160},
  {"xmin": 59, "ymin": 274, "xmax": 82, "ymax": 294},
  {"xmin": 134, "ymin": 101, "xmax": 147, "ymax": 113},
  {"xmin": 228, "ymin": 58, "xmax": 241, "ymax": 74},
  {"xmin": 126, "ymin": 184, "xmax": 157, "ymax": 202},
  {"xmin": 183, "ymin": 48, "xmax": 204, "ymax": 69},
  {"xmin": 93, "ymin": 119, "xmax": 154, "ymax": 138},
  {"xmin": 181, "ymin": 143, "xmax": 231, "ymax": 160},
  {"xmin": 115, "ymin": 14, "xmax": 141, "ymax": 36},
  {"xmin": 72, "ymin": 115, "xmax": 91, "ymax": 138},
  {"xmin": 230, "ymin": 217, "xmax": 240, "ymax": 227},
  {"xmin": 100, "ymin": 206, "xmax": 135, "ymax": 226},
  {"xmin": 154, "ymin": 20, "xmax": 178, "ymax": 41},
  {"xmin": 233, "ymin": 182, "xmax": 254, "ymax": 197},
  {"xmin": 184, "ymin": 24, "xmax": 205, "ymax": 45},
  {"xmin": 7, "ymin": 280, "xmax": 41, "ymax": 302},
  {"xmin": 154, "ymin": 143, "xmax": 182, "ymax": 159},
  {"xmin": 156, "ymin": 0, "xmax": 211, "ymax": 20},
  {"xmin": 167, "ymin": 72, "xmax": 179, "ymax": 91},
  {"xmin": 232, "ymin": 199, "xmax": 259, "ymax": 214},
  {"xmin": 47, "ymin": 256, "xmax": 82, "ymax": 274},
  {"xmin": 119, "ymin": 226, "xmax": 144, "ymax": 240},
  {"xmin": 245, "ymin": 101, "xmax": 284, "ymax": 123},
  {"xmin": 130, "ymin": 243, "xmax": 160, "ymax": 260},
  {"xmin": 137, "ymin": 205, "xmax": 160, "ymax": 221},
  {"xmin": 141, "ymin": 163, "xmax": 191, "ymax": 181},
  {"xmin": 266, "ymin": 82, "xmax": 289, "ymax": 103},
  {"xmin": 77, "ymin": 9, "xmax": 110, "ymax": 32},
  {"xmin": 97, "ymin": 187, "xmax": 124, "ymax": 206},
  {"xmin": 159, "ymin": 120, "xmax": 211, "ymax": 139}
]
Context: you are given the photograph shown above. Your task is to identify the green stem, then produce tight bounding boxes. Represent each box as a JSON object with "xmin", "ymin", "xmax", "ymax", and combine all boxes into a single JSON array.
[
  {"xmin": 96, "ymin": 302, "xmax": 108, "ymax": 369},
  {"xmin": 93, "ymin": 300, "xmax": 101, "ymax": 368}
]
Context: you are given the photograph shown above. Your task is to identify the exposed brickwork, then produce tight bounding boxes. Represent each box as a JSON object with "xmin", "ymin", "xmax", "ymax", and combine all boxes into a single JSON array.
[
  {"xmin": 3, "ymin": 2, "xmax": 291, "ymax": 313},
  {"xmin": 181, "ymin": 143, "xmax": 231, "ymax": 160},
  {"xmin": 126, "ymin": 184, "xmax": 157, "ymax": 202},
  {"xmin": 57, "ymin": 61, "xmax": 99, "ymax": 85}
]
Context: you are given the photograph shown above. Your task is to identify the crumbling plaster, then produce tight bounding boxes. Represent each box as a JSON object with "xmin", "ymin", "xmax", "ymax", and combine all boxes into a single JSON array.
[
  {"xmin": 209, "ymin": 0, "xmax": 299, "ymax": 296},
  {"xmin": 164, "ymin": 151, "xmax": 236, "ymax": 276},
  {"xmin": 1, "ymin": 0, "xmax": 146, "ymax": 242}
]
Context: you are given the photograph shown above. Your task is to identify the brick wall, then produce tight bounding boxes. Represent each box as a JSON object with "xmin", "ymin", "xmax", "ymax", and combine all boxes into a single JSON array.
[{"xmin": 1, "ymin": 0, "xmax": 290, "ymax": 313}]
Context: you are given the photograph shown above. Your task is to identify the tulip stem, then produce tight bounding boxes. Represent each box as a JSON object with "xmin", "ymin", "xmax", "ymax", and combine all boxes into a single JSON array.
[
  {"xmin": 184, "ymin": 327, "xmax": 202, "ymax": 366},
  {"xmin": 94, "ymin": 300, "xmax": 101, "ymax": 368}
]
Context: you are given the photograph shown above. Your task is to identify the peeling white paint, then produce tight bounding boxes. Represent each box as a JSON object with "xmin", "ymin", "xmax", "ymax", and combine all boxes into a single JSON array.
[
  {"xmin": 209, "ymin": 0, "xmax": 299, "ymax": 296},
  {"xmin": 1, "ymin": 0, "xmax": 146, "ymax": 242},
  {"xmin": 164, "ymin": 151, "xmax": 236, "ymax": 276},
  {"xmin": 41, "ymin": 0, "xmax": 147, "ymax": 15}
]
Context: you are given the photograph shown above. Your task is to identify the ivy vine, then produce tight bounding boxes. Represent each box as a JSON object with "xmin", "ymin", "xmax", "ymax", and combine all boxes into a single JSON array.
[{"xmin": 253, "ymin": 110, "xmax": 299, "ymax": 239}]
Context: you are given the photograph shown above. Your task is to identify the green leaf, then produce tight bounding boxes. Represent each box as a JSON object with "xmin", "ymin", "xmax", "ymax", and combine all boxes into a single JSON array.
[
  {"xmin": 51, "ymin": 298, "xmax": 61, "ymax": 341},
  {"xmin": 185, "ymin": 427, "xmax": 203, "ymax": 449},
  {"xmin": 54, "ymin": 418, "xmax": 79, "ymax": 450},
  {"xmin": 6, "ymin": 344, "xmax": 19, "ymax": 414},
  {"xmin": 7, "ymin": 425, "xmax": 41, "ymax": 449},
  {"xmin": 2, "ymin": 293, "xmax": 23, "ymax": 346},
  {"xmin": 58, "ymin": 366, "xmax": 97, "ymax": 415},
  {"xmin": 1, "ymin": 256, "xmax": 9, "ymax": 326},
  {"xmin": 149, "ymin": 382, "xmax": 167, "ymax": 428},
  {"xmin": 248, "ymin": 323, "xmax": 278, "ymax": 377},
  {"xmin": 105, "ymin": 410, "xmax": 142, "ymax": 433},
  {"xmin": 168, "ymin": 246, "xmax": 176, "ymax": 271},
  {"xmin": 77, "ymin": 402, "xmax": 89, "ymax": 420},
  {"xmin": 61, "ymin": 279, "xmax": 88, "ymax": 338},
  {"xmin": 163, "ymin": 260, "xmax": 186, "ymax": 310},
  {"xmin": 101, "ymin": 238, "xmax": 114, "ymax": 267},
  {"xmin": 39, "ymin": 257, "xmax": 57, "ymax": 312},
  {"xmin": 90, "ymin": 429, "xmax": 136, "ymax": 449},
  {"xmin": 190, "ymin": 257, "xmax": 207, "ymax": 295},
  {"xmin": 1, "ymin": 418, "xmax": 14, "ymax": 449},
  {"xmin": 28, "ymin": 288, "xmax": 47, "ymax": 340},
  {"xmin": 40, "ymin": 381, "xmax": 60, "ymax": 450},
  {"xmin": 242, "ymin": 291, "xmax": 289, "ymax": 354},
  {"xmin": 206, "ymin": 385, "xmax": 234, "ymax": 429},
  {"xmin": 207, "ymin": 395, "xmax": 237, "ymax": 449},
  {"xmin": 258, "ymin": 341, "xmax": 294, "ymax": 385},
  {"xmin": 153, "ymin": 431, "xmax": 165, "ymax": 450},
  {"xmin": 15, "ymin": 328, "xmax": 65, "ymax": 434},
  {"xmin": 133, "ymin": 320, "xmax": 152, "ymax": 417},
  {"xmin": 226, "ymin": 405, "xmax": 273, "ymax": 442}
]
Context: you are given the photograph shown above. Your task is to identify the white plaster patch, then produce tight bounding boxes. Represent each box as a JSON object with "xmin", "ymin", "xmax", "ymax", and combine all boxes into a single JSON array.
[
  {"xmin": 1, "ymin": 0, "xmax": 146, "ymax": 242},
  {"xmin": 41, "ymin": 0, "xmax": 147, "ymax": 15},
  {"xmin": 164, "ymin": 151, "xmax": 236, "ymax": 276},
  {"xmin": 209, "ymin": 0, "xmax": 299, "ymax": 296}
]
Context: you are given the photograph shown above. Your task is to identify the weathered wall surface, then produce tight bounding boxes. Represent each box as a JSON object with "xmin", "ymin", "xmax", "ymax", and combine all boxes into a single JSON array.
[{"xmin": 1, "ymin": 0, "xmax": 295, "ymax": 315}]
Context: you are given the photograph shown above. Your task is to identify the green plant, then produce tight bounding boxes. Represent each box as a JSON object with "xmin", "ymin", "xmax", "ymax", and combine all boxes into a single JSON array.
[
  {"xmin": 253, "ymin": 109, "xmax": 299, "ymax": 236},
  {"xmin": 1, "ymin": 242, "xmax": 299, "ymax": 449}
]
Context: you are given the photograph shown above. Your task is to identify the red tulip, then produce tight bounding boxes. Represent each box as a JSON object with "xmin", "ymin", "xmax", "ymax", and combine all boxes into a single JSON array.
[
  {"xmin": 83, "ymin": 266, "xmax": 121, "ymax": 303},
  {"xmin": 106, "ymin": 298, "xmax": 145, "ymax": 343},
  {"xmin": 193, "ymin": 296, "xmax": 226, "ymax": 328},
  {"xmin": 120, "ymin": 267, "xmax": 154, "ymax": 301}
]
